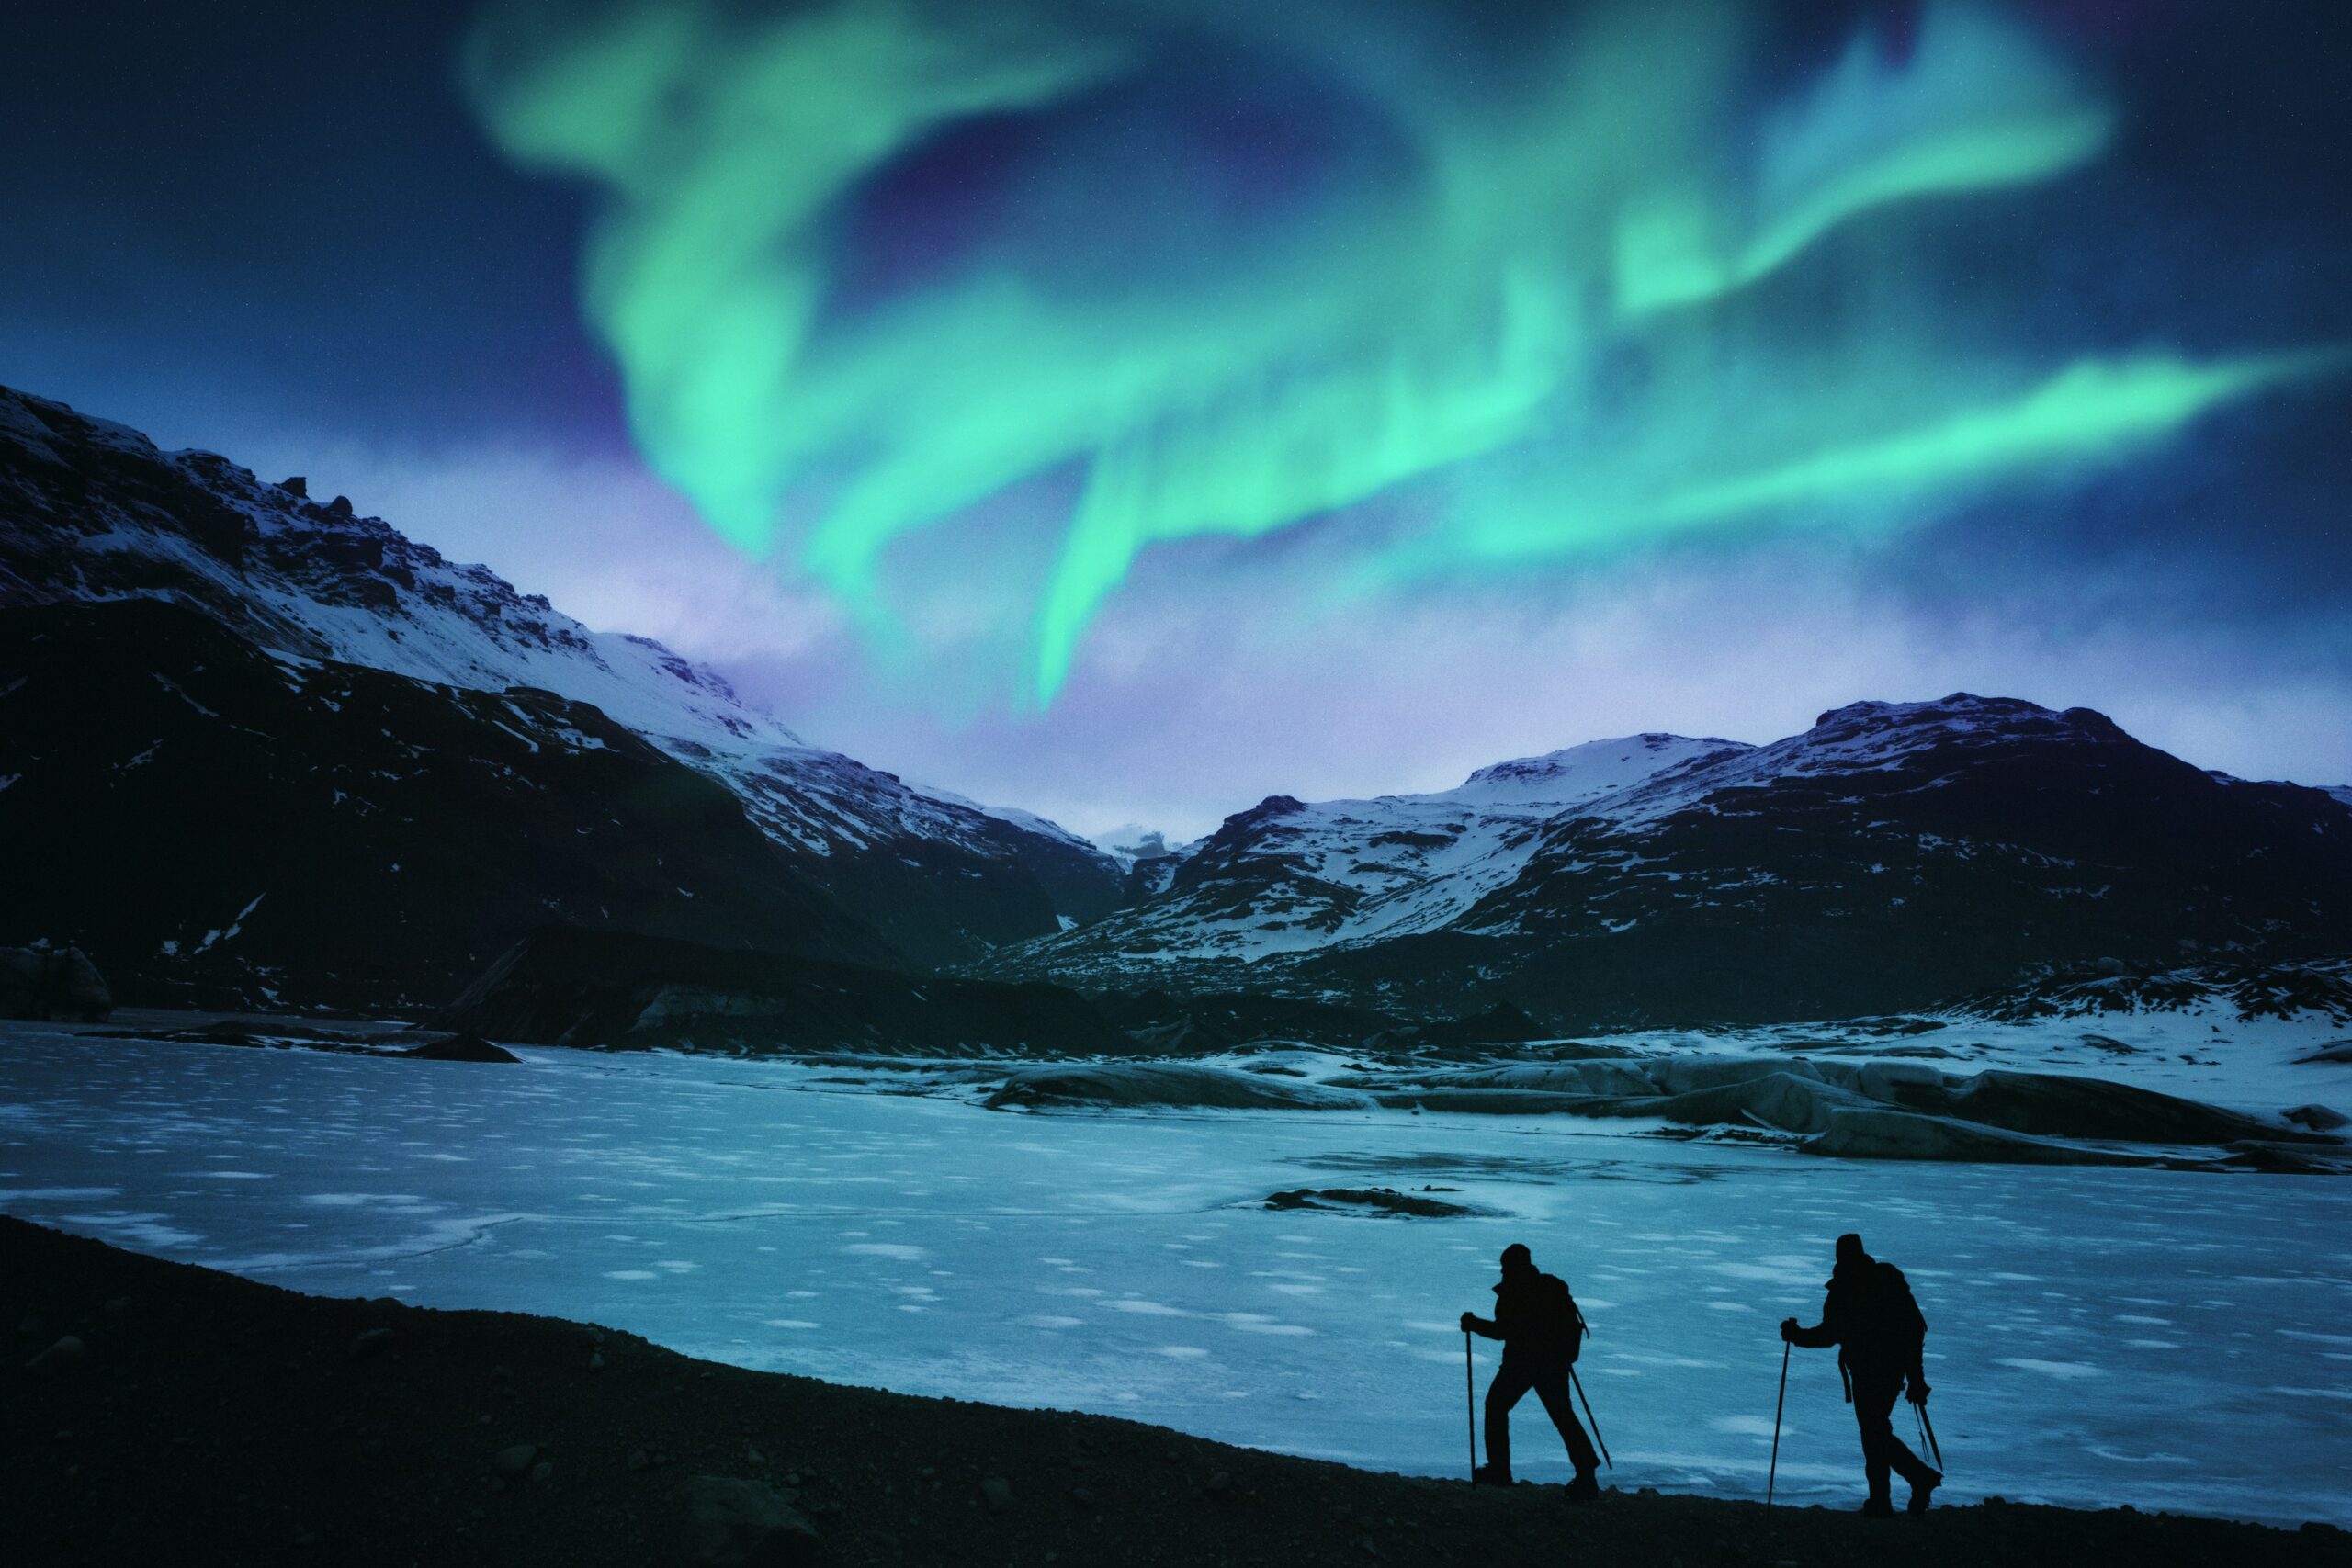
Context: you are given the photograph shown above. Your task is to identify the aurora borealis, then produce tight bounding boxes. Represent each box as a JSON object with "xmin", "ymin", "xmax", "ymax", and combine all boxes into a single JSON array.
[
  {"xmin": 6, "ymin": 0, "xmax": 2349, "ymax": 832},
  {"xmin": 466, "ymin": 0, "xmax": 2339, "ymax": 705}
]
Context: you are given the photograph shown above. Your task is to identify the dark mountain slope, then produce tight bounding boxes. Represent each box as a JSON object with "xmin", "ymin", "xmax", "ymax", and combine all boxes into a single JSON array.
[
  {"xmin": 441, "ymin": 926, "xmax": 1125, "ymax": 1055},
  {"xmin": 0, "ymin": 383, "xmax": 1125, "ymax": 982},
  {"xmin": 0, "ymin": 599, "xmax": 882, "ymax": 1011}
]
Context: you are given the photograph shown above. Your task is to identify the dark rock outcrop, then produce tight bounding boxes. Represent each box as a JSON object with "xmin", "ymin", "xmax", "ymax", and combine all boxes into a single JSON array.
[
  {"xmin": 1354, "ymin": 1053, "xmax": 2345, "ymax": 1169},
  {"xmin": 1261, "ymin": 1187, "xmax": 1479, "ymax": 1217},
  {"xmin": 0, "ymin": 944, "xmax": 111, "ymax": 1021},
  {"xmin": 681, "ymin": 1475, "xmax": 819, "ymax": 1565},
  {"xmin": 985, "ymin": 1062, "xmax": 1370, "ymax": 1111},
  {"xmin": 403, "ymin": 1032, "xmax": 520, "ymax": 1064}
]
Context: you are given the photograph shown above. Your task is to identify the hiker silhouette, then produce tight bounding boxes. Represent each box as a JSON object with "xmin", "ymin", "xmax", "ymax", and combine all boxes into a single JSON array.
[
  {"xmin": 1781, "ymin": 1232, "xmax": 1942, "ymax": 1516},
  {"xmin": 1461, "ymin": 1242, "xmax": 1600, "ymax": 1499}
]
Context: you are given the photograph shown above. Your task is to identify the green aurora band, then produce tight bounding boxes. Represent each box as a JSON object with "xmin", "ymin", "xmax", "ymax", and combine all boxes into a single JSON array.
[{"xmin": 465, "ymin": 0, "xmax": 2343, "ymax": 707}]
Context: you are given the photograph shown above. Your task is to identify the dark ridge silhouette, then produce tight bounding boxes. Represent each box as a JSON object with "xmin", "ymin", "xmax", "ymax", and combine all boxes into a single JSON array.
[
  {"xmin": 1091, "ymin": 988, "xmax": 1405, "ymax": 1052},
  {"xmin": 0, "ymin": 599, "xmax": 888, "ymax": 1013},
  {"xmin": 444, "ymin": 926, "xmax": 1127, "ymax": 1056},
  {"xmin": 0, "ymin": 944, "xmax": 112, "ymax": 1021}
]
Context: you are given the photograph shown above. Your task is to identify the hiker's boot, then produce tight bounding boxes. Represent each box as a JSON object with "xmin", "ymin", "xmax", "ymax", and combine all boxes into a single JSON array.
[
  {"xmin": 1565, "ymin": 1471, "xmax": 1600, "ymax": 1505},
  {"xmin": 1860, "ymin": 1496, "xmax": 1896, "ymax": 1518},
  {"xmin": 1471, "ymin": 1464, "xmax": 1514, "ymax": 1487},
  {"xmin": 1908, "ymin": 1467, "xmax": 1942, "ymax": 1515}
]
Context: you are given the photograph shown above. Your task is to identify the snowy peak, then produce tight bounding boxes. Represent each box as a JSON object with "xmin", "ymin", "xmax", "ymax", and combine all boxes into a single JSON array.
[
  {"xmin": 1802, "ymin": 692, "xmax": 2123, "ymax": 757},
  {"xmin": 980, "ymin": 731, "xmax": 1756, "ymax": 972},
  {"xmin": 977, "ymin": 690, "xmax": 2352, "ymax": 1028},
  {"xmin": 0, "ymin": 384, "xmax": 805, "ymax": 756},
  {"xmin": 1458, "ymin": 733, "xmax": 1751, "ymax": 804},
  {"xmin": 1577, "ymin": 692, "xmax": 2186, "ymax": 832},
  {"xmin": 0, "ymin": 382, "xmax": 1125, "ymax": 966}
]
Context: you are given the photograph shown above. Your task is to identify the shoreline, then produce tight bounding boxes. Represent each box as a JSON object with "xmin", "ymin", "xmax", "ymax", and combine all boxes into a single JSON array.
[{"xmin": 6, "ymin": 1216, "xmax": 2346, "ymax": 1567}]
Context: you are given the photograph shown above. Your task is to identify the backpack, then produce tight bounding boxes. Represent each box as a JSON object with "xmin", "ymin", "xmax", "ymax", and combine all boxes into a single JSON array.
[
  {"xmin": 1539, "ymin": 1273, "xmax": 1585, "ymax": 1365},
  {"xmin": 1843, "ymin": 1260, "xmax": 1927, "ymax": 1371}
]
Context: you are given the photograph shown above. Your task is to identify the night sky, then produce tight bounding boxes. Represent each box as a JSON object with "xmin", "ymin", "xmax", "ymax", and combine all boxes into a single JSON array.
[{"xmin": 6, "ymin": 1, "xmax": 2349, "ymax": 838}]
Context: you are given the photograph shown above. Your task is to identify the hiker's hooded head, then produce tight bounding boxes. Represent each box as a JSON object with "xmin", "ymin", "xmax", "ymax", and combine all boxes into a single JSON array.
[
  {"xmin": 1499, "ymin": 1243, "xmax": 1535, "ymax": 1281},
  {"xmin": 1835, "ymin": 1233, "xmax": 1869, "ymax": 1270}
]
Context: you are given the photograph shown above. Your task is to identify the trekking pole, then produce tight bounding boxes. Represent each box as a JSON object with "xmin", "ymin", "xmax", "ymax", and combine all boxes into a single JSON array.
[
  {"xmin": 1917, "ymin": 1401, "xmax": 1944, "ymax": 1469},
  {"xmin": 1464, "ymin": 1332, "xmax": 1477, "ymax": 1480},
  {"xmin": 1767, "ymin": 1339, "xmax": 1791, "ymax": 1509},
  {"xmin": 1568, "ymin": 1366, "xmax": 1613, "ymax": 1469}
]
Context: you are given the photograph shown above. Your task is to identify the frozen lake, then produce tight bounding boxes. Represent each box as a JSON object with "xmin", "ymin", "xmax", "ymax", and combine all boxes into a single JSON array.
[{"xmin": 2, "ymin": 1026, "xmax": 2346, "ymax": 1526}]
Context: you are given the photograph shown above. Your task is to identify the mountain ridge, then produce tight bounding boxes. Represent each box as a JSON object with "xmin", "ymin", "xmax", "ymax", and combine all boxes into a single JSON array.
[
  {"xmin": 6, "ymin": 381, "xmax": 2349, "ymax": 1026},
  {"xmin": 0, "ymin": 383, "xmax": 1125, "ymax": 993},
  {"xmin": 975, "ymin": 694, "xmax": 2352, "ymax": 1028}
]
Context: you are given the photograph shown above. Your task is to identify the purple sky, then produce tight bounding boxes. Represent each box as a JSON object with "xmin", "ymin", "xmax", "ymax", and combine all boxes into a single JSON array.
[
  {"xmin": 6, "ymin": 2, "xmax": 2346, "ymax": 843},
  {"xmin": 126, "ymin": 411, "xmax": 2351, "ymax": 845}
]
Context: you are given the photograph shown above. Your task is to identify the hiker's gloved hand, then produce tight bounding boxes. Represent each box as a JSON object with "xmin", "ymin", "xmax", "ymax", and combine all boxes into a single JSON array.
[
  {"xmin": 1459, "ymin": 1312, "xmax": 1477, "ymax": 1333},
  {"xmin": 1779, "ymin": 1317, "xmax": 1799, "ymax": 1343},
  {"xmin": 1907, "ymin": 1380, "xmax": 1930, "ymax": 1406}
]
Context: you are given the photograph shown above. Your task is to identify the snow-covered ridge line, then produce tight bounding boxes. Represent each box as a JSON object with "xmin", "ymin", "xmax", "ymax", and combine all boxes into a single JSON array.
[
  {"xmin": 975, "ymin": 691, "xmax": 2352, "ymax": 1010},
  {"xmin": 0, "ymin": 383, "xmax": 1121, "ymax": 946},
  {"xmin": 991, "ymin": 732, "xmax": 1754, "ymax": 968}
]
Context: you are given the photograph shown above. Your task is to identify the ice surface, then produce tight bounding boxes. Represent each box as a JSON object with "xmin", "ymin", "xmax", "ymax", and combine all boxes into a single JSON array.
[{"xmin": 0, "ymin": 1023, "xmax": 2346, "ymax": 1526}]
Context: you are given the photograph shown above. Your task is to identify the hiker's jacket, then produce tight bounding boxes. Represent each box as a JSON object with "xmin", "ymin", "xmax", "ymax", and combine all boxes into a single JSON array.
[
  {"xmin": 1788, "ymin": 1255, "xmax": 1927, "ymax": 1385},
  {"xmin": 1471, "ymin": 1270, "xmax": 1582, "ymax": 1368}
]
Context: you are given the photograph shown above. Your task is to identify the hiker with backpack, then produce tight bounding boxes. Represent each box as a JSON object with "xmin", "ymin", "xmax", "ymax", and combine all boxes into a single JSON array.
[
  {"xmin": 1781, "ymin": 1232, "xmax": 1942, "ymax": 1516},
  {"xmin": 1460, "ymin": 1242, "xmax": 1601, "ymax": 1500}
]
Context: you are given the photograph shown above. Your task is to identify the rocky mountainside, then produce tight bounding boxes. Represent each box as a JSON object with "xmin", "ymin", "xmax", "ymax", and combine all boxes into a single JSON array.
[
  {"xmin": 999, "ymin": 733, "xmax": 1747, "ymax": 967},
  {"xmin": 1947, "ymin": 955, "xmax": 2352, "ymax": 1028},
  {"xmin": 0, "ymin": 597, "xmax": 884, "ymax": 1009},
  {"xmin": 8, "ymin": 383, "xmax": 2347, "ymax": 1030},
  {"xmin": 0, "ymin": 385, "xmax": 1122, "ymax": 1006},
  {"xmin": 976, "ymin": 696, "xmax": 2352, "ymax": 1030}
]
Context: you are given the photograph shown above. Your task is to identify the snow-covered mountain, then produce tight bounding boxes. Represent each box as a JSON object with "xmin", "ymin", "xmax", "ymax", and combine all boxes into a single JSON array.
[
  {"xmin": 0, "ymin": 385, "xmax": 1122, "ymax": 1000},
  {"xmin": 998, "ymin": 734, "xmax": 1746, "ymax": 965},
  {"xmin": 977, "ymin": 696, "xmax": 2352, "ymax": 1029},
  {"xmin": 9, "ymin": 382, "xmax": 2349, "ymax": 1029}
]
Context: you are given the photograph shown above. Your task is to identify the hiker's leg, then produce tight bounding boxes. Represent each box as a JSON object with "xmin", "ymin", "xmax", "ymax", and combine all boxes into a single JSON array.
[
  {"xmin": 1532, "ymin": 1372, "xmax": 1600, "ymax": 1474},
  {"xmin": 1884, "ymin": 1417, "xmax": 1935, "ymax": 1487},
  {"xmin": 1485, "ymin": 1362, "xmax": 1532, "ymax": 1476},
  {"xmin": 1852, "ymin": 1374, "xmax": 1899, "ymax": 1504}
]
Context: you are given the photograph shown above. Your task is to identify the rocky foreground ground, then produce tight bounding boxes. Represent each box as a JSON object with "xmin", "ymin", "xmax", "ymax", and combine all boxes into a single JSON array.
[{"xmin": 6, "ymin": 1217, "xmax": 2346, "ymax": 1568}]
